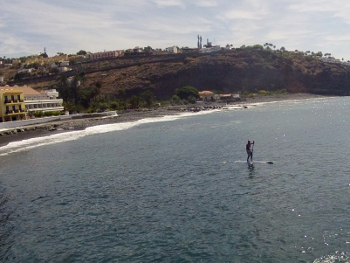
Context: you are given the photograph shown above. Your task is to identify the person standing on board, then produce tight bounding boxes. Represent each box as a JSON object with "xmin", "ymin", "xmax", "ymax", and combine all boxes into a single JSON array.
[{"xmin": 246, "ymin": 140, "xmax": 254, "ymax": 162}]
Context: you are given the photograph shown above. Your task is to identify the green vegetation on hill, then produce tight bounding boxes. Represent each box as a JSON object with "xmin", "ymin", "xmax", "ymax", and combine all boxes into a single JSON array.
[{"xmin": 2, "ymin": 46, "xmax": 350, "ymax": 113}]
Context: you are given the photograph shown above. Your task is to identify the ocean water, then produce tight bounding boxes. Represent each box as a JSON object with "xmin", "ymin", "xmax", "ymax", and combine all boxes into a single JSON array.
[{"xmin": 1, "ymin": 97, "xmax": 350, "ymax": 262}]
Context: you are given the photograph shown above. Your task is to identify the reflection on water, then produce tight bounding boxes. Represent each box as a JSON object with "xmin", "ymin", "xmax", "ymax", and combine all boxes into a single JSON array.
[
  {"xmin": 313, "ymin": 252, "xmax": 350, "ymax": 263},
  {"xmin": 0, "ymin": 97, "xmax": 350, "ymax": 262},
  {"xmin": 247, "ymin": 162, "xmax": 255, "ymax": 178},
  {"xmin": 0, "ymin": 193, "xmax": 14, "ymax": 261}
]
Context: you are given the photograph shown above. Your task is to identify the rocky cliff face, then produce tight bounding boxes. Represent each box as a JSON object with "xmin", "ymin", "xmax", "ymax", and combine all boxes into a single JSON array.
[
  {"xmin": 7, "ymin": 49, "xmax": 350, "ymax": 99},
  {"xmin": 85, "ymin": 50, "xmax": 350, "ymax": 99}
]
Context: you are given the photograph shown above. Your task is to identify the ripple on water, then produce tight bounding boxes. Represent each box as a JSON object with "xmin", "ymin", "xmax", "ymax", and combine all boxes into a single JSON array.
[{"xmin": 313, "ymin": 252, "xmax": 350, "ymax": 263}]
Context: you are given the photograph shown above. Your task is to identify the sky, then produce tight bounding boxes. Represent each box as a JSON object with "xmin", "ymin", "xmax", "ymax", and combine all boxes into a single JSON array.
[{"xmin": 1, "ymin": 0, "xmax": 350, "ymax": 60}]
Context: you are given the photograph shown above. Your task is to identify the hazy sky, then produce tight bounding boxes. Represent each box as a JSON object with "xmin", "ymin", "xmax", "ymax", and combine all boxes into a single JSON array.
[{"xmin": 2, "ymin": 0, "xmax": 350, "ymax": 60}]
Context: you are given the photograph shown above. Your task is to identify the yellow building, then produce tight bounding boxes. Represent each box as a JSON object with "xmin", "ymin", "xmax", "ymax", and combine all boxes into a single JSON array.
[{"xmin": 0, "ymin": 88, "xmax": 26, "ymax": 122}]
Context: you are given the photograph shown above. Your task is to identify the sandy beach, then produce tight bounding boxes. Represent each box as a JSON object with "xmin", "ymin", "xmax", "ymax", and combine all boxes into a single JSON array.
[{"xmin": 0, "ymin": 93, "xmax": 329, "ymax": 147}]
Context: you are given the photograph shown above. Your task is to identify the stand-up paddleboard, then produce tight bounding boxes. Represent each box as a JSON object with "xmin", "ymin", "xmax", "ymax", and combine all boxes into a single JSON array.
[
  {"xmin": 235, "ymin": 160, "xmax": 273, "ymax": 164},
  {"xmin": 241, "ymin": 141, "xmax": 273, "ymax": 165}
]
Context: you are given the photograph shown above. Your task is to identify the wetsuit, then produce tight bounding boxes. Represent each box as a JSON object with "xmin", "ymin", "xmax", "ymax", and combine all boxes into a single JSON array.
[{"xmin": 246, "ymin": 142, "xmax": 253, "ymax": 161}]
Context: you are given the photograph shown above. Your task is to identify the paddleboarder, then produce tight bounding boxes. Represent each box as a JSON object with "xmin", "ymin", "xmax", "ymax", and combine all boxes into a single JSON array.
[{"xmin": 246, "ymin": 140, "xmax": 254, "ymax": 162}]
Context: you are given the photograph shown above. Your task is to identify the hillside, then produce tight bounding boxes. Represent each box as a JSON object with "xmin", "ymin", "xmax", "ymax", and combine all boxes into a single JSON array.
[{"xmin": 3, "ymin": 49, "xmax": 350, "ymax": 100}]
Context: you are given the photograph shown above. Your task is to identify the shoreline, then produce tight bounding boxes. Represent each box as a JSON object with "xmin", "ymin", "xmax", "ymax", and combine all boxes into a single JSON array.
[{"xmin": 0, "ymin": 93, "xmax": 330, "ymax": 147}]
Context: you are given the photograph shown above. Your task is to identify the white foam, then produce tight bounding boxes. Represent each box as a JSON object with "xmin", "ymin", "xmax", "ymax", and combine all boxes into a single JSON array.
[
  {"xmin": 0, "ymin": 130, "xmax": 86, "ymax": 156},
  {"xmin": 0, "ymin": 111, "xmax": 214, "ymax": 156},
  {"xmin": 1, "ymin": 97, "xmax": 328, "ymax": 156},
  {"xmin": 224, "ymin": 96, "xmax": 333, "ymax": 110}
]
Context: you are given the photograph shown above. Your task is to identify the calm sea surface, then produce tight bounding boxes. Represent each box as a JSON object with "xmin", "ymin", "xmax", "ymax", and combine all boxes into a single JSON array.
[{"xmin": 1, "ymin": 97, "xmax": 350, "ymax": 262}]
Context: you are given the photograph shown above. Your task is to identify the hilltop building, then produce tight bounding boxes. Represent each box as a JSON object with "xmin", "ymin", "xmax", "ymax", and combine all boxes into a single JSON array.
[
  {"xmin": 181, "ymin": 47, "xmax": 199, "ymax": 53},
  {"xmin": 199, "ymin": 45, "xmax": 221, "ymax": 54},
  {"xmin": 166, "ymin": 46, "xmax": 178, "ymax": 54},
  {"xmin": 90, "ymin": 50, "xmax": 123, "ymax": 61},
  {"xmin": 50, "ymin": 61, "xmax": 72, "ymax": 73},
  {"xmin": 24, "ymin": 54, "xmax": 69, "ymax": 66}
]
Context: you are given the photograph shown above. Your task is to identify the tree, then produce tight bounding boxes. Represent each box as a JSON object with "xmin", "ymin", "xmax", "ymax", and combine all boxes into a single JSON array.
[
  {"xmin": 39, "ymin": 52, "xmax": 48, "ymax": 58},
  {"xmin": 19, "ymin": 57, "xmax": 27, "ymax": 63},
  {"xmin": 129, "ymin": 95, "xmax": 141, "ymax": 108},
  {"xmin": 252, "ymin": 44, "xmax": 264, "ymax": 50},
  {"xmin": 70, "ymin": 74, "xmax": 82, "ymax": 105},
  {"xmin": 80, "ymin": 81, "xmax": 102, "ymax": 108},
  {"xmin": 77, "ymin": 50, "xmax": 87, "ymax": 55},
  {"xmin": 141, "ymin": 90, "xmax": 154, "ymax": 107},
  {"xmin": 144, "ymin": 46, "xmax": 152, "ymax": 54},
  {"xmin": 56, "ymin": 75, "xmax": 70, "ymax": 101},
  {"xmin": 175, "ymin": 86, "xmax": 199, "ymax": 100},
  {"xmin": 117, "ymin": 89, "xmax": 126, "ymax": 100}
]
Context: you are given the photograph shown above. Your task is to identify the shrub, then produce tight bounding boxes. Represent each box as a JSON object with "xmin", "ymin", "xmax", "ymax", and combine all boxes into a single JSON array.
[
  {"xmin": 33, "ymin": 111, "xmax": 65, "ymax": 118},
  {"xmin": 175, "ymin": 86, "xmax": 199, "ymax": 100},
  {"xmin": 33, "ymin": 111, "xmax": 43, "ymax": 118},
  {"xmin": 110, "ymin": 101, "xmax": 119, "ymax": 110},
  {"xmin": 188, "ymin": 95, "xmax": 197, "ymax": 104},
  {"xmin": 258, "ymin": 90, "xmax": 270, "ymax": 96},
  {"xmin": 97, "ymin": 102, "xmax": 109, "ymax": 112},
  {"xmin": 172, "ymin": 95, "xmax": 181, "ymax": 104}
]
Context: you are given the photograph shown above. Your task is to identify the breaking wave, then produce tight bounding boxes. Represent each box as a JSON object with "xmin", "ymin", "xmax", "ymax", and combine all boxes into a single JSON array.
[{"xmin": 0, "ymin": 110, "xmax": 219, "ymax": 156}]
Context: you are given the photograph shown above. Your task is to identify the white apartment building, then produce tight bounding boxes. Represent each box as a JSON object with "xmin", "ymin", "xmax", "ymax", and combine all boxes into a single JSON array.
[
  {"xmin": 166, "ymin": 46, "xmax": 178, "ymax": 54},
  {"xmin": 199, "ymin": 45, "xmax": 221, "ymax": 54},
  {"xmin": 20, "ymin": 86, "xmax": 64, "ymax": 113},
  {"xmin": 90, "ymin": 50, "xmax": 122, "ymax": 60}
]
